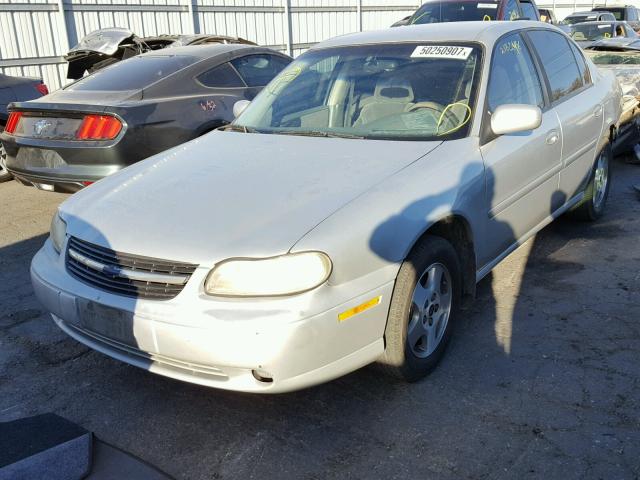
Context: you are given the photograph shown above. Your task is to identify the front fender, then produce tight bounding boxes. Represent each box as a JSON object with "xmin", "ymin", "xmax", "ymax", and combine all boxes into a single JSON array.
[{"xmin": 291, "ymin": 138, "xmax": 486, "ymax": 287}]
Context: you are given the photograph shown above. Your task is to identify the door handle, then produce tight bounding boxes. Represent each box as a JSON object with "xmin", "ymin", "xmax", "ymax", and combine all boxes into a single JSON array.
[
  {"xmin": 546, "ymin": 130, "xmax": 559, "ymax": 145},
  {"xmin": 594, "ymin": 104, "xmax": 603, "ymax": 117}
]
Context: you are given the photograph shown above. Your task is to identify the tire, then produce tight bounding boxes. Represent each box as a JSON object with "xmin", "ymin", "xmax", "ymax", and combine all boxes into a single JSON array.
[
  {"xmin": 0, "ymin": 127, "xmax": 11, "ymax": 183},
  {"xmin": 381, "ymin": 235, "xmax": 462, "ymax": 382},
  {"xmin": 572, "ymin": 144, "xmax": 612, "ymax": 221}
]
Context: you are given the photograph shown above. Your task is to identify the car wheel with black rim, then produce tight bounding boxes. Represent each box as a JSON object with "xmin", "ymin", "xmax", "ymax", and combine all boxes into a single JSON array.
[{"xmin": 381, "ymin": 235, "xmax": 461, "ymax": 381}]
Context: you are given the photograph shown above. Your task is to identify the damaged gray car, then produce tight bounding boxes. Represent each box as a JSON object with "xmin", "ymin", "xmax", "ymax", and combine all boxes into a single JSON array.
[{"xmin": 65, "ymin": 27, "xmax": 256, "ymax": 79}]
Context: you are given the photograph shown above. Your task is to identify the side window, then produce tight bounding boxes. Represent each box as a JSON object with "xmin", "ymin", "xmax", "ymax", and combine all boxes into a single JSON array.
[
  {"xmin": 569, "ymin": 42, "xmax": 591, "ymax": 86},
  {"xmin": 197, "ymin": 62, "xmax": 244, "ymax": 88},
  {"xmin": 519, "ymin": 1, "xmax": 538, "ymax": 20},
  {"xmin": 231, "ymin": 54, "xmax": 291, "ymax": 87},
  {"xmin": 503, "ymin": 0, "xmax": 520, "ymax": 20},
  {"xmin": 629, "ymin": 8, "xmax": 638, "ymax": 21},
  {"xmin": 528, "ymin": 30, "xmax": 583, "ymax": 103},
  {"xmin": 488, "ymin": 33, "xmax": 544, "ymax": 112}
]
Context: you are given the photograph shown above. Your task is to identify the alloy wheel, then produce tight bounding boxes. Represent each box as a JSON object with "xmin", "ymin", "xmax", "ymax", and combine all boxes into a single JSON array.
[
  {"xmin": 407, "ymin": 263, "xmax": 452, "ymax": 358},
  {"xmin": 593, "ymin": 151, "xmax": 609, "ymax": 210}
]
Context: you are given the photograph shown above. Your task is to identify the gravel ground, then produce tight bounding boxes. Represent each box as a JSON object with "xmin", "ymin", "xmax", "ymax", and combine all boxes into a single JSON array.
[{"xmin": 1, "ymin": 159, "xmax": 639, "ymax": 480}]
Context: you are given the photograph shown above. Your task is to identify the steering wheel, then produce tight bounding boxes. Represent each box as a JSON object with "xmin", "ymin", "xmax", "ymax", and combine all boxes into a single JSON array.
[
  {"xmin": 406, "ymin": 101, "xmax": 461, "ymax": 128},
  {"xmin": 406, "ymin": 101, "xmax": 446, "ymax": 113}
]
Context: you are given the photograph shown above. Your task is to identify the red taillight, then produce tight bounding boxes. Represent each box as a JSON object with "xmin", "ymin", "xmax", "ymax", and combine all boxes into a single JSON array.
[
  {"xmin": 4, "ymin": 111, "xmax": 23, "ymax": 134},
  {"xmin": 35, "ymin": 83, "xmax": 49, "ymax": 96},
  {"xmin": 82, "ymin": 181, "xmax": 94, "ymax": 186},
  {"xmin": 75, "ymin": 115, "xmax": 122, "ymax": 140}
]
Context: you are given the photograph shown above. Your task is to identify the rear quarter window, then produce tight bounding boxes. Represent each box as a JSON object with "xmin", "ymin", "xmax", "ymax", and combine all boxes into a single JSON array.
[
  {"xmin": 67, "ymin": 55, "xmax": 197, "ymax": 91},
  {"xmin": 519, "ymin": 1, "xmax": 538, "ymax": 20},
  {"xmin": 230, "ymin": 54, "xmax": 291, "ymax": 87},
  {"xmin": 197, "ymin": 63, "xmax": 245, "ymax": 88}
]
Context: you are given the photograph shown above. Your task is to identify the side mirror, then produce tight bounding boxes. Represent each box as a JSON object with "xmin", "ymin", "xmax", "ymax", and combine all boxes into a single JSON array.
[
  {"xmin": 233, "ymin": 100, "xmax": 251, "ymax": 118},
  {"xmin": 491, "ymin": 104, "xmax": 542, "ymax": 135}
]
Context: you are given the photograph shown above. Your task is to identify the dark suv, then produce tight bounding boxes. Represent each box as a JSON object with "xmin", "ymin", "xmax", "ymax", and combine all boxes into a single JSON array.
[
  {"xmin": 392, "ymin": 0, "xmax": 540, "ymax": 26},
  {"xmin": 593, "ymin": 5, "xmax": 640, "ymax": 31}
]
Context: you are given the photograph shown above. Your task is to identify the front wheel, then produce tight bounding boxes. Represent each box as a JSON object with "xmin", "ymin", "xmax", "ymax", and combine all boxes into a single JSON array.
[
  {"xmin": 572, "ymin": 145, "xmax": 611, "ymax": 221},
  {"xmin": 381, "ymin": 235, "xmax": 461, "ymax": 381}
]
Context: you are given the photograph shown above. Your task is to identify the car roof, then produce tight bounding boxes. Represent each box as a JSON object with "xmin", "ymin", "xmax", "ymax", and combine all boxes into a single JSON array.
[
  {"xmin": 569, "ymin": 11, "xmax": 609, "ymax": 15},
  {"xmin": 571, "ymin": 20, "xmax": 624, "ymax": 25},
  {"xmin": 136, "ymin": 43, "xmax": 267, "ymax": 60},
  {"xmin": 311, "ymin": 21, "xmax": 557, "ymax": 50}
]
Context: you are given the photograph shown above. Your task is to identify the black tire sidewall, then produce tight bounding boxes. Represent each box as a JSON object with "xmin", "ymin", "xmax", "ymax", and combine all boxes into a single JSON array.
[{"xmin": 383, "ymin": 235, "xmax": 462, "ymax": 381}]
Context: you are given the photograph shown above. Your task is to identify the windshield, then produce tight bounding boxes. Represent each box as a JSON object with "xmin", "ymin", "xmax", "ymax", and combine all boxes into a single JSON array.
[
  {"xmin": 570, "ymin": 23, "xmax": 615, "ymax": 41},
  {"xmin": 563, "ymin": 14, "xmax": 597, "ymax": 25},
  {"xmin": 410, "ymin": 1, "xmax": 501, "ymax": 23},
  {"xmin": 234, "ymin": 43, "xmax": 482, "ymax": 141},
  {"xmin": 66, "ymin": 55, "xmax": 197, "ymax": 91}
]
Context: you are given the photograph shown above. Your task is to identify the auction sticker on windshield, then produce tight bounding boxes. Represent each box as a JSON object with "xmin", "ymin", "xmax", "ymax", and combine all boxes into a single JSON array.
[{"xmin": 411, "ymin": 46, "xmax": 473, "ymax": 60}]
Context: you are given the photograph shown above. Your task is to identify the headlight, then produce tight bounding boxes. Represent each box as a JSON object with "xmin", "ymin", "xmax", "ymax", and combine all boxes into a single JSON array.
[
  {"xmin": 205, "ymin": 252, "xmax": 332, "ymax": 297},
  {"xmin": 50, "ymin": 212, "xmax": 67, "ymax": 254}
]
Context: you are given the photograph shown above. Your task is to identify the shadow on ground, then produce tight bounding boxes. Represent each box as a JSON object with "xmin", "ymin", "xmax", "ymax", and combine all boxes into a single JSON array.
[{"xmin": 1, "ymin": 159, "xmax": 639, "ymax": 479}]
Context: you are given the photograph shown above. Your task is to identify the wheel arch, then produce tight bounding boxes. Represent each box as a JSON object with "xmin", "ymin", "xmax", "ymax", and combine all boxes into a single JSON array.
[
  {"xmin": 405, "ymin": 213, "xmax": 477, "ymax": 303},
  {"xmin": 195, "ymin": 119, "xmax": 229, "ymax": 137}
]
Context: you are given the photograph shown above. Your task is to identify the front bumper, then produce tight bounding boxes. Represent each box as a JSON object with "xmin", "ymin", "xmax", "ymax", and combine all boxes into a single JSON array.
[{"xmin": 31, "ymin": 240, "xmax": 394, "ymax": 393}]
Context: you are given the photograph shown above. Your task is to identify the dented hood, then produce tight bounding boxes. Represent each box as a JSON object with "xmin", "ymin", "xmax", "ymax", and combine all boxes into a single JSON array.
[{"xmin": 60, "ymin": 131, "xmax": 441, "ymax": 265}]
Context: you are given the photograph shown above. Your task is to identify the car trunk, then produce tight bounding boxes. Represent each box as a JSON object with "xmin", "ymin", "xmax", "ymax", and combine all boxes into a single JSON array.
[{"xmin": 6, "ymin": 90, "xmax": 139, "ymax": 142}]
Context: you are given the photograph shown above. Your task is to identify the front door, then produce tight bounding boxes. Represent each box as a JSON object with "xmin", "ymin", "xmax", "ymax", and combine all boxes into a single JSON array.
[{"xmin": 478, "ymin": 32, "xmax": 563, "ymax": 268}]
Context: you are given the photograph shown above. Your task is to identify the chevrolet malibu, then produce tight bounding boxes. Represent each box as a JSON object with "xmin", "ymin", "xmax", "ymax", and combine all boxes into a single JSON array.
[{"xmin": 32, "ymin": 21, "xmax": 620, "ymax": 393}]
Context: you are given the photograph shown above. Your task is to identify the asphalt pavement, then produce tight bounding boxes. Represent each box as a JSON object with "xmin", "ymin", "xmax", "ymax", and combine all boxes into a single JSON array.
[{"xmin": 1, "ymin": 159, "xmax": 639, "ymax": 480}]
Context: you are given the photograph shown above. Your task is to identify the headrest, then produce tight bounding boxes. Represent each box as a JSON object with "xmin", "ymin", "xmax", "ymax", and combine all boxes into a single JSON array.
[{"xmin": 374, "ymin": 74, "xmax": 414, "ymax": 101}]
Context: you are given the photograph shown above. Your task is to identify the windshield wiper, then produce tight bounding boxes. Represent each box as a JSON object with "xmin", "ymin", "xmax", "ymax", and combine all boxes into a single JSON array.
[
  {"xmin": 221, "ymin": 124, "xmax": 262, "ymax": 134},
  {"xmin": 275, "ymin": 130, "xmax": 365, "ymax": 139}
]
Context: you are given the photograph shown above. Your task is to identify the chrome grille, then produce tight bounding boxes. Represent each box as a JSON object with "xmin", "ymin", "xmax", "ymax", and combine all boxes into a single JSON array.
[{"xmin": 66, "ymin": 236, "xmax": 198, "ymax": 300}]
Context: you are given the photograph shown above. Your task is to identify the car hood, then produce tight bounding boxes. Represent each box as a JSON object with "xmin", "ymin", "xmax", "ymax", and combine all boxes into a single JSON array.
[
  {"xmin": 60, "ymin": 131, "xmax": 442, "ymax": 265},
  {"xmin": 68, "ymin": 28, "xmax": 136, "ymax": 56}
]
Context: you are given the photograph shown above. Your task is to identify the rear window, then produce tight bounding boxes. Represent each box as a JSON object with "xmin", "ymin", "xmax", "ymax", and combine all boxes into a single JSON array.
[
  {"xmin": 599, "ymin": 8, "xmax": 624, "ymax": 20},
  {"xmin": 67, "ymin": 55, "xmax": 197, "ymax": 92},
  {"xmin": 564, "ymin": 15, "xmax": 598, "ymax": 24}
]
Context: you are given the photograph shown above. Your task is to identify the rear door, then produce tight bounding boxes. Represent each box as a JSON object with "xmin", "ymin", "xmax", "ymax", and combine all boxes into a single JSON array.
[
  {"xmin": 526, "ymin": 30, "xmax": 603, "ymax": 201},
  {"xmin": 479, "ymin": 32, "xmax": 562, "ymax": 261}
]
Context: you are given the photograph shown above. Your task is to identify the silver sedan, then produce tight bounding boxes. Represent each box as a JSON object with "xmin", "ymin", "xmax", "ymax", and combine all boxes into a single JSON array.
[{"xmin": 32, "ymin": 21, "xmax": 621, "ymax": 393}]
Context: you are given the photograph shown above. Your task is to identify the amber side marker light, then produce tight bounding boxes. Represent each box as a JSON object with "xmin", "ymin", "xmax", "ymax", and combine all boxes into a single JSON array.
[{"xmin": 338, "ymin": 296, "xmax": 382, "ymax": 322}]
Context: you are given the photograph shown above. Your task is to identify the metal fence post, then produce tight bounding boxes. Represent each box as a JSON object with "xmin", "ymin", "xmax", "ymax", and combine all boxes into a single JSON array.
[
  {"xmin": 284, "ymin": 0, "xmax": 293, "ymax": 56},
  {"xmin": 356, "ymin": 0, "xmax": 362, "ymax": 31},
  {"xmin": 185, "ymin": 0, "xmax": 199, "ymax": 34},
  {"xmin": 55, "ymin": 0, "xmax": 71, "ymax": 51}
]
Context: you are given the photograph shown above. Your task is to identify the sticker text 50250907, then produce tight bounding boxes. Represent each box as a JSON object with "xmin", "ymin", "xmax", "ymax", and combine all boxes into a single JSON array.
[{"xmin": 411, "ymin": 45, "xmax": 473, "ymax": 60}]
